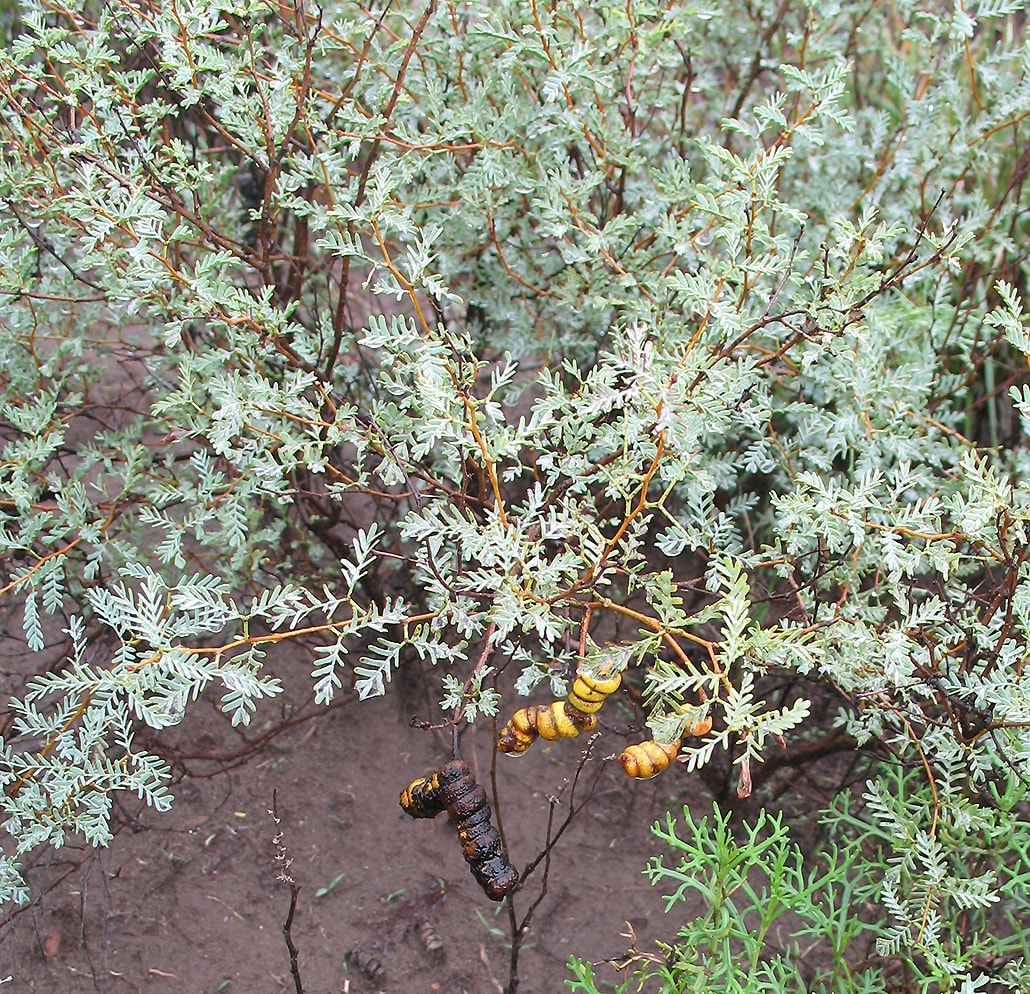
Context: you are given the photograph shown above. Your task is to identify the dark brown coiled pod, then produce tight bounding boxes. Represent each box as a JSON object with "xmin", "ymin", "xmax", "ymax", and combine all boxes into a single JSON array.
[
  {"xmin": 454, "ymin": 799, "xmax": 492, "ymax": 836},
  {"xmin": 344, "ymin": 949, "xmax": 385, "ymax": 982},
  {"xmin": 435, "ymin": 759, "xmax": 479, "ymax": 808},
  {"xmin": 444, "ymin": 780, "xmax": 489, "ymax": 822},
  {"xmin": 399, "ymin": 772, "xmax": 445, "ymax": 819},
  {"xmin": 459, "ymin": 820, "xmax": 505, "ymax": 864},
  {"xmin": 416, "ymin": 918, "xmax": 444, "ymax": 957},
  {"xmin": 472, "ymin": 856, "xmax": 519, "ymax": 901},
  {"xmin": 436, "ymin": 760, "xmax": 519, "ymax": 901}
]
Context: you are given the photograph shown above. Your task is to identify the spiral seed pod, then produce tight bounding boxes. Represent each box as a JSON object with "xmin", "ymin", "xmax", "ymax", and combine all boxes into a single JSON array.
[
  {"xmin": 565, "ymin": 671, "xmax": 622, "ymax": 715},
  {"xmin": 436, "ymin": 760, "xmax": 485, "ymax": 811},
  {"xmin": 453, "ymin": 800, "xmax": 492, "ymax": 836},
  {"xmin": 472, "ymin": 855, "xmax": 520, "ymax": 901},
  {"xmin": 445, "ymin": 779, "xmax": 489, "ymax": 822},
  {"xmin": 344, "ymin": 950, "xmax": 385, "ymax": 982},
  {"xmin": 619, "ymin": 738, "xmax": 681, "ymax": 779},
  {"xmin": 684, "ymin": 712, "xmax": 713, "ymax": 737},
  {"xmin": 405, "ymin": 760, "xmax": 517, "ymax": 901},
  {"xmin": 496, "ymin": 707, "xmax": 537, "ymax": 754},
  {"xmin": 457, "ymin": 819, "xmax": 505, "ymax": 865},
  {"xmin": 438, "ymin": 761, "xmax": 519, "ymax": 900},
  {"xmin": 400, "ymin": 773, "xmax": 445, "ymax": 819},
  {"xmin": 416, "ymin": 918, "xmax": 444, "ymax": 957},
  {"xmin": 497, "ymin": 701, "xmax": 597, "ymax": 754}
]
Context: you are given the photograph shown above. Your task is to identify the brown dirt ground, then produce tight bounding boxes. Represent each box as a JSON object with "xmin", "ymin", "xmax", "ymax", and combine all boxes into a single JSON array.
[{"xmin": 2, "ymin": 648, "xmax": 719, "ymax": 994}]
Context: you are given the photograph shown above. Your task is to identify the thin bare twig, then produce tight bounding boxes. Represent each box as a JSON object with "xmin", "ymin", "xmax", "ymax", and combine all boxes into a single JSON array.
[
  {"xmin": 270, "ymin": 790, "xmax": 305, "ymax": 994},
  {"xmin": 502, "ymin": 734, "xmax": 608, "ymax": 994}
]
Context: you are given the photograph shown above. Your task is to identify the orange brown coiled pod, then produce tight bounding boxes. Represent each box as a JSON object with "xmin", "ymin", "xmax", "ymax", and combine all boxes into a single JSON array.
[
  {"xmin": 496, "ymin": 701, "xmax": 598, "ymax": 755},
  {"xmin": 684, "ymin": 711, "xmax": 713, "ymax": 737},
  {"xmin": 619, "ymin": 738, "xmax": 681, "ymax": 779},
  {"xmin": 565, "ymin": 671, "xmax": 622, "ymax": 715}
]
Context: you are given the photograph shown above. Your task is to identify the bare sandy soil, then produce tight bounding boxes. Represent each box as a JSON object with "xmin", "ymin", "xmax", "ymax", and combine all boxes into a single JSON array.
[{"xmin": 3, "ymin": 650, "xmax": 716, "ymax": 994}]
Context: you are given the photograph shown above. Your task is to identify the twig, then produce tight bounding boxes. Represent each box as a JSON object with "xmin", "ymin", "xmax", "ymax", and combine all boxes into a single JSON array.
[
  {"xmin": 270, "ymin": 790, "xmax": 305, "ymax": 994},
  {"xmin": 503, "ymin": 735, "xmax": 607, "ymax": 994}
]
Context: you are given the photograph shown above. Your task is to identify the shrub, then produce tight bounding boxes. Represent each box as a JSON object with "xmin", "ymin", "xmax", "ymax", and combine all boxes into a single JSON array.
[{"xmin": 1, "ymin": 0, "xmax": 1028, "ymax": 989}]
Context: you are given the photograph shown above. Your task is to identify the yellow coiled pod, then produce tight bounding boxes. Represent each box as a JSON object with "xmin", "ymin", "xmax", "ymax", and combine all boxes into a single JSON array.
[
  {"xmin": 565, "ymin": 671, "xmax": 622, "ymax": 715},
  {"xmin": 619, "ymin": 739, "xmax": 681, "ymax": 780},
  {"xmin": 497, "ymin": 702, "xmax": 598, "ymax": 755}
]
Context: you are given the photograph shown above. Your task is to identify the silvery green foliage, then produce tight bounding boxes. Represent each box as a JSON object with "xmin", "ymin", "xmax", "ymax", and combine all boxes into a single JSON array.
[{"xmin": 0, "ymin": 0, "xmax": 1029, "ymax": 987}]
